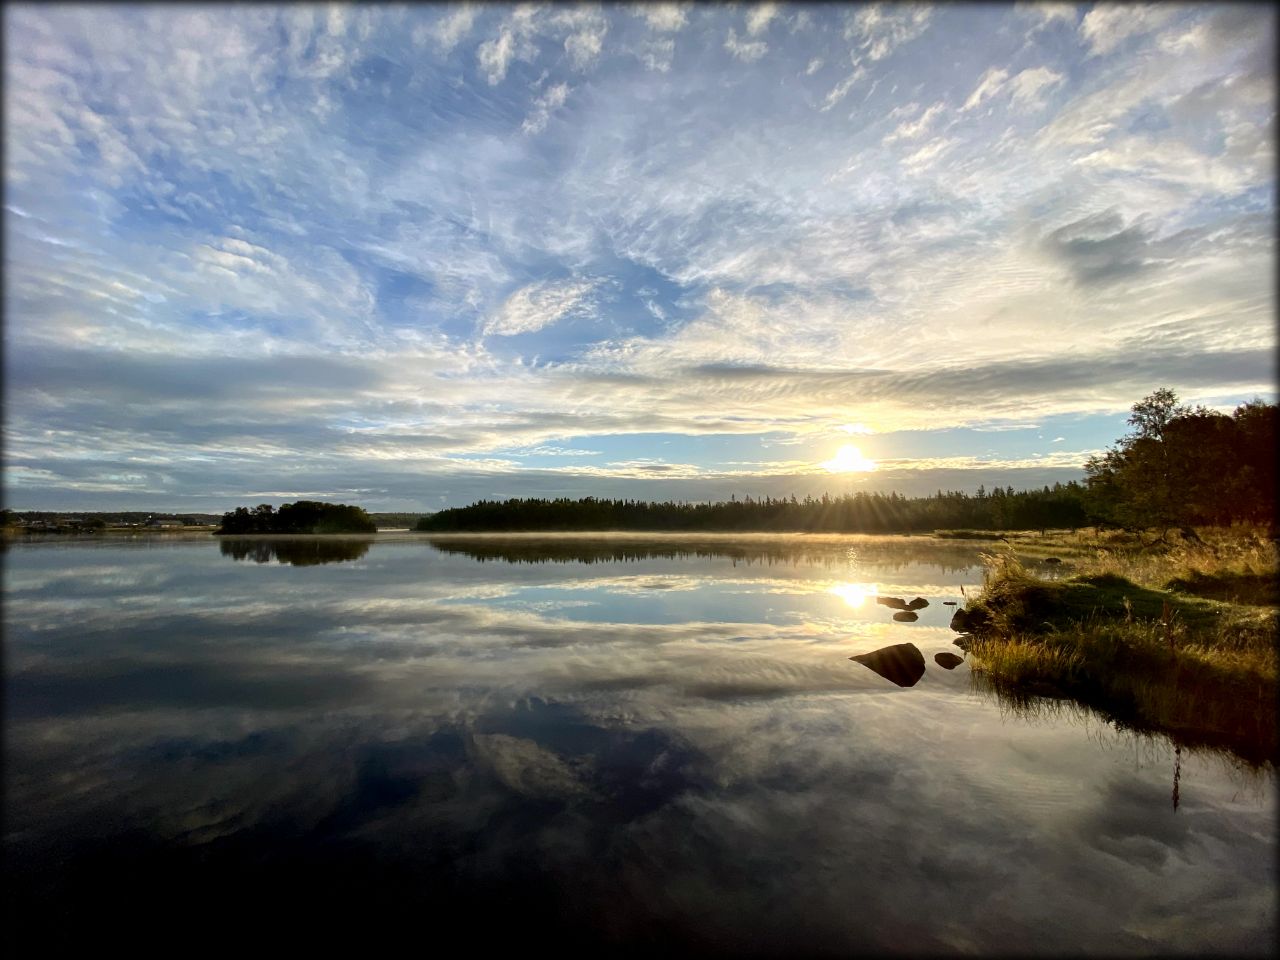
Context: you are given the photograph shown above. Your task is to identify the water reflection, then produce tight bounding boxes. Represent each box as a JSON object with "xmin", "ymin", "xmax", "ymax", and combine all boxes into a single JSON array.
[
  {"xmin": 3, "ymin": 537, "xmax": 1275, "ymax": 952},
  {"xmin": 969, "ymin": 668, "xmax": 1276, "ymax": 768},
  {"xmin": 426, "ymin": 534, "xmax": 983, "ymax": 573},
  {"xmin": 219, "ymin": 538, "xmax": 371, "ymax": 565},
  {"xmin": 829, "ymin": 582, "xmax": 873, "ymax": 608}
]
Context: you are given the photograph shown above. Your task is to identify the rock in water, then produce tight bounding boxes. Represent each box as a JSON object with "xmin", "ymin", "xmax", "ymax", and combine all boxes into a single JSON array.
[
  {"xmin": 950, "ymin": 608, "xmax": 973, "ymax": 631},
  {"xmin": 943, "ymin": 600, "xmax": 957, "ymax": 606},
  {"xmin": 906, "ymin": 596, "xmax": 929, "ymax": 610},
  {"xmin": 892, "ymin": 610, "xmax": 919, "ymax": 622},
  {"xmin": 850, "ymin": 642, "xmax": 926, "ymax": 687},
  {"xmin": 876, "ymin": 596, "xmax": 909, "ymax": 610},
  {"xmin": 934, "ymin": 652, "xmax": 964, "ymax": 670}
]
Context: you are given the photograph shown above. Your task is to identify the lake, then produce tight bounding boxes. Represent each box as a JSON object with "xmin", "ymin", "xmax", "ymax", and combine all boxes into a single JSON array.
[{"xmin": 3, "ymin": 534, "xmax": 1275, "ymax": 952}]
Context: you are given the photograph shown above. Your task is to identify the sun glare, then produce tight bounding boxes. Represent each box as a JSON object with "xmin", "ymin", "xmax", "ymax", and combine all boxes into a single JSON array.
[
  {"xmin": 822, "ymin": 444, "xmax": 877, "ymax": 473},
  {"xmin": 829, "ymin": 582, "xmax": 874, "ymax": 609}
]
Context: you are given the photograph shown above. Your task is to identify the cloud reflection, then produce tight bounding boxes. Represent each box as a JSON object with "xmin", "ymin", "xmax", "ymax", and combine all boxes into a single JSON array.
[{"xmin": 3, "ymin": 538, "xmax": 1275, "ymax": 951}]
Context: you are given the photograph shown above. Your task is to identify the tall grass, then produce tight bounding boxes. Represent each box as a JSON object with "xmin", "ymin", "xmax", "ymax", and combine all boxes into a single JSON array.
[{"xmin": 958, "ymin": 536, "xmax": 1278, "ymax": 765}]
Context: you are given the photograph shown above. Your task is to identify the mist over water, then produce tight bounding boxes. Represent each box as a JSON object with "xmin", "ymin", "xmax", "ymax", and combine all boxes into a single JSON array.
[{"xmin": 4, "ymin": 536, "xmax": 1274, "ymax": 952}]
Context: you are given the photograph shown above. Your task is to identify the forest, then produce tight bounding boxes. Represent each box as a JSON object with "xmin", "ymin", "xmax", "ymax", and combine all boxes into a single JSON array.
[
  {"xmin": 216, "ymin": 500, "xmax": 377, "ymax": 534},
  {"xmin": 416, "ymin": 485, "xmax": 1088, "ymax": 533},
  {"xmin": 418, "ymin": 391, "xmax": 1275, "ymax": 535}
]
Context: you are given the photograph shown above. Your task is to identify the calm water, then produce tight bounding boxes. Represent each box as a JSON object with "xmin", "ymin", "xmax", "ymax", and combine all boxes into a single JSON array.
[{"xmin": 3, "ymin": 534, "xmax": 1275, "ymax": 952}]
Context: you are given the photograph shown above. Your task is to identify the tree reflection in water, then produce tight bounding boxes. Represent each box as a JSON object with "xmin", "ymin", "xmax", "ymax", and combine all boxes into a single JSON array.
[
  {"xmin": 426, "ymin": 535, "xmax": 983, "ymax": 573},
  {"xmin": 219, "ymin": 538, "xmax": 371, "ymax": 566}
]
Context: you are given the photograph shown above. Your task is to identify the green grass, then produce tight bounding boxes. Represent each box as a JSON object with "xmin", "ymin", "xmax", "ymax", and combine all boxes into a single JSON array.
[{"xmin": 956, "ymin": 539, "xmax": 1278, "ymax": 765}]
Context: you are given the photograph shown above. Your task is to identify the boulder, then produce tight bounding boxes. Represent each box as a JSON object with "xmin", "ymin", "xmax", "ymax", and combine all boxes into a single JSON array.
[
  {"xmin": 934, "ymin": 652, "xmax": 965, "ymax": 670},
  {"xmin": 850, "ymin": 642, "xmax": 926, "ymax": 687},
  {"xmin": 875, "ymin": 596, "xmax": 909, "ymax": 610},
  {"xmin": 892, "ymin": 610, "xmax": 919, "ymax": 622},
  {"xmin": 906, "ymin": 596, "xmax": 929, "ymax": 610},
  {"xmin": 952, "ymin": 611, "xmax": 988, "ymax": 634}
]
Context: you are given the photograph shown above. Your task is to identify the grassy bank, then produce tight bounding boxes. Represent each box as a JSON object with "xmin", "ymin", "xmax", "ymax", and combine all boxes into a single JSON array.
[{"xmin": 953, "ymin": 528, "xmax": 1277, "ymax": 764}]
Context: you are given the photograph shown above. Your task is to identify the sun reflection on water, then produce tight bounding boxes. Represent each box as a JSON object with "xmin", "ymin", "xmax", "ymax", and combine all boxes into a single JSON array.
[{"xmin": 828, "ymin": 582, "xmax": 876, "ymax": 609}]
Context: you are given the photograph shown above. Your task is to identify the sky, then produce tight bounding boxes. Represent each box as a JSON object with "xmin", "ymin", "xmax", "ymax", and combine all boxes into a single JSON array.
[{"xmin": 4, "ymin": 2, "xmax": 1275, "ymax": 512}]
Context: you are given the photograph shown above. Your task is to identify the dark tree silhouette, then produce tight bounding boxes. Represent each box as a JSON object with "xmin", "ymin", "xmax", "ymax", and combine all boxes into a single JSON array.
[
  {"xmin": 216, "ymin": 501, "xmax": 376, "ymax": 535},
  {"xmin": 1085, "ymin": 389, "xmax": 1276, "ymax": 534}
]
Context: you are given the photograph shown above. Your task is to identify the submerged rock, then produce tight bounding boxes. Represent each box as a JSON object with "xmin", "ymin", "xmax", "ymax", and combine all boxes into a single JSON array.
[
  {"xmin": 875, "ymin": 596, "xmax": 909, "ymax": 610},
  {"xmin": 1043, "ymin": 557, "xmax": 1062, "ymax": 565},
  {"xmin": 934, "ymin": 652, "xmax": 965, "ymax": 670},
  {"xmin": 892, "ymin": 610, "xmax": 919, "ymax": 622},
  {"xmin": 906, "ymin": 596, "xmax": 929, "ymax": 610},
  {"xmin": 850, "ymin": 642, "xmax": 926, "ymax": 687},
  {"xmin": 943, "ymin": 600, "xmax": 957, "ymax": 606}
]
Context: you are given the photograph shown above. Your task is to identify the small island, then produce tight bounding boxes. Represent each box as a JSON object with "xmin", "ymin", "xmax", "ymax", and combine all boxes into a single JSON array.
[{"xmin": 216, "ymin": 500, "xmax": 377, "ymax": 535}]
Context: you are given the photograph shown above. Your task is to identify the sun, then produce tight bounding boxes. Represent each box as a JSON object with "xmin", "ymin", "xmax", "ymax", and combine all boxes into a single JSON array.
[{"xmin": 821, "ymin": 444, "xmax": 877, "ymax": 473}]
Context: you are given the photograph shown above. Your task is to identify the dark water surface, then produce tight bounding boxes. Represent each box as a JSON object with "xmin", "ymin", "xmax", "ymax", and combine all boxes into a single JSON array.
[{"xmin": 4, "ymin": 535, "xmax": 1274, "ymax": 952}]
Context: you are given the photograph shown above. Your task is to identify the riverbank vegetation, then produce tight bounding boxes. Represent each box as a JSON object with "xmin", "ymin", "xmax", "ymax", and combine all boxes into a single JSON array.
[{"xmin": 954, "ymin": 529, "xmax": 1277, "ymax": 764}]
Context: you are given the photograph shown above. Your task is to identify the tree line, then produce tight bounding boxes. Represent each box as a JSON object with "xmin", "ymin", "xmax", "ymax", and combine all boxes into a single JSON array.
[
  {"xmin": 417, "ymin": 390, "xmax": 1274, "ymax": 535},
  {"xmin": 416, "ymin": 484, "xmax": 1090, "ymax": 534},
  {"xmin": 216, "ymin": 501, "xmax": 377, "ymax": 534}
]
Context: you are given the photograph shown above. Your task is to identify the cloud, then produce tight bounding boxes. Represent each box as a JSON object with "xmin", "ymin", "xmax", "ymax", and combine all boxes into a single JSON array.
[
  {"xmin": 475, "ymin": 7, "xmax": 546, "ymax": 85},
  {"xmin": 745, "ymin": 3, "xmax": 780, "ymax": 37},
  {"xmin": 821, "ymin": 64, "xmax": 866, "ymax": 111},
  {"xmin": 883, "ymin": 101, "xmax": 946, "ymax": 144},
  {"xmin": 632, "ymin": 3, "xmax": 689, "ymax": 33},
  {"xmin": 511, "ymin": 445, "xmax": 604, "ymax": 457},
  {"xmin": 482, "ymin": 279, "xmax": 598, "ymax": 336},
  {"xmin": 4, "ymin": 5, "xmax": 1273, "ymax": 510},
  {"xmin": 961, "ymin": 64, "xmax": 1063, "ymax": 114},
  {"xmin": 560, "ymin": 8, "xmax": 609, "ymax": 70},
  {"xmin": 902, "ymin": 136, "xmax": 958, "ymax": 170},
  {"xmin": 477, "ymin": 27, "xmax": 519, "ymax": 84},
  {"xmin": 635, "ymin": 36, "xmax": 676, "ymax": 72},
  {"xmin": 724, "ymin": 28, "xmax": 767, "ymax": 63},
  {"xmin": 1008, "ymin": 66, "xmax": 1064, "ymax": 110},
  {"xmin": 1079, "ymin": 3, "xmax": 1176, "ymax": 57},
  {"xmin": 1015, "ymin": 2, "xmax": 1077, "ymax": 29},
  {"xmin": 522, "ymin": 82, "xmax": 571, "ymax": 134},
  {"xmin": 962, "ymin": 67, "xmax": 1010, "ymax": 111},
  {"xmin": 1041, "ymin": 210, "xmax": 1158, "ymax": 286},
  {"xmin": 845, "ymin": 3, "xmax": 933, "ymax": 61},
  {"xmin": 414, "ymin": 5, "xmax": 478, "ymax": 52}
]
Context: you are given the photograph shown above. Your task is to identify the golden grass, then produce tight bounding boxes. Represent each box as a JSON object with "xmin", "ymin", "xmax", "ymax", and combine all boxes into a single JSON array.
[{"xmin": 957, "ymin": 531, "xmax": 1278, "ymax": 764}]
